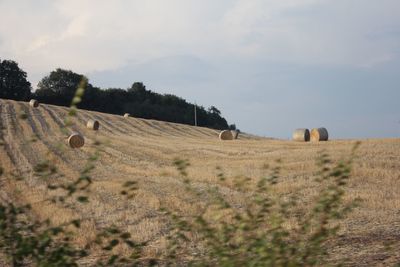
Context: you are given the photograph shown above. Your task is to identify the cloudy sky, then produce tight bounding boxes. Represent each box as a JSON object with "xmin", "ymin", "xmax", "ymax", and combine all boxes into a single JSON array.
[{"xmin": 1, "ymin": 0, "xmax": 399, "ymax": 139}]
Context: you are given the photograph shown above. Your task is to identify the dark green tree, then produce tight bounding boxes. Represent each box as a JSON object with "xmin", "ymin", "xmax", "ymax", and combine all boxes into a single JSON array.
[
  {"xmin": 208, "ymin": 105, "xmax": 221, "ymax": 115},
  {"xmin": 127, "ymin": 82, "xmax": 150, "ymax": 104},
  {"xmin": 80, "ymin": 86, "xmax": 102, "ymax": 111},
  {"xmin": 128, "ymin": 82, "xmax": 146, "ymax": 93},
  {"xmin": 0, "ymin": 59, "xmax": 31, "ymax": 100},
  {"xmin": 229, "ymin": 124, "xmax": 237, "ymax": 130},
  {"xmin": 35, "ymin": 69, "xmax": 90, "ymax": 106},
  {"xmin": 206, "ymin": 105, "xmax": 229, "ymax": 129},
  {"xmin": 33, "ymin": 68, "xmax": 230, "ymax": 130}
]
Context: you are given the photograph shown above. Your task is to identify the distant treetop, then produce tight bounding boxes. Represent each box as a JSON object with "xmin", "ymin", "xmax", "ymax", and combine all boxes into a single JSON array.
[{"xmin": 0, "ymin": 59, "xmax": 31, "ymax": 101}]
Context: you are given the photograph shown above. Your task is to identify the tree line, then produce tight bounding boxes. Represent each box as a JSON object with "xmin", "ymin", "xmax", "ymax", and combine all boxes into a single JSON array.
[{"xmin": 0, "ymin": 59, "xmax": 234, "ymax": 130}]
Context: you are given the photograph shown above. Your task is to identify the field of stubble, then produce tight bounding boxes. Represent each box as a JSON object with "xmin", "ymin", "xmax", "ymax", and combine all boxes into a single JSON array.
[{"xmin": 0, "ymin": 98, "xmax": 399, "ymax": 266}]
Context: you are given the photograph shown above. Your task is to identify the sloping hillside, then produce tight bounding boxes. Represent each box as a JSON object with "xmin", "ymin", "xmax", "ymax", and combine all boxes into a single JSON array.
[{"xmin": 1, "ymin": 99, "xmax": 400, "ymax": 266}]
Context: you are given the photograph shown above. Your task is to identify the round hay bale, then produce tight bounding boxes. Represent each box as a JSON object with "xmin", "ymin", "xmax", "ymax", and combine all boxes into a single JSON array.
[
  {"xmin": 219, "ymin": 130, "xmax": 233, "ymax": 140},
  {"xmin": 123, "ymin": 113, "xmax": 130, "ymax": 118},
  {"xmin": 68, "ymin": 132, "xmax": 85, "ymax": 148},
  {"xmin": 231, "ymin": 130, "xmax": 239, "ymax": 139},
  {"xmin": 292, "ymin": 128, "xmax": 310, "ymax": 142},
  {"xmin": 86, "ymin": 119, "xmax": 100, "ymax": 130},
  {"xmin": 310, "ymin": 127, "xmax": 329, "ymax": 142},
  {"xmin": 29, "ymin": 99, "xmax": 39, "ymax": 108}
]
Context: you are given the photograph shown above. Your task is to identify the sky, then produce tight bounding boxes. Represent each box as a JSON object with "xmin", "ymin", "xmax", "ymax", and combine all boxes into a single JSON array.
[{"xmin": 1, "ymin": 0, "xmax": 399, "ymax": 139}]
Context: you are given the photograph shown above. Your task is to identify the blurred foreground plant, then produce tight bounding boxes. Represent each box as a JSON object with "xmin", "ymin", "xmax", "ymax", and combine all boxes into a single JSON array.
[{"xmin": 163, "ymin": 142, "xmax": 361, "ymax": 267}]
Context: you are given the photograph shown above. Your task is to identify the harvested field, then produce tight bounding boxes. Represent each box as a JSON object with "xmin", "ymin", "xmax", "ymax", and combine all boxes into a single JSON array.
[{"xmin": 0, "ymin": 99, "xmax": 400, "ymax": 266}]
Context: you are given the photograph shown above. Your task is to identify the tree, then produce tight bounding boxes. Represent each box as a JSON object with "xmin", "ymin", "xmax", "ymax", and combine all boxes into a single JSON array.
[
  {"xmin": 205, "ymin": 105, "xmax": 228, "ymax": 129},
  {"xmin": 33, "ymin": 68, "xmax": 231, "ymax": 130},
  {"xmin": 0, "ymin": 59, "xmax": 31, "ymax": 100},
  {"xmin": 35, "ymin": 69, "xmax": 89, "ymax": 106},
  {"xmin": 80, "ymin": 86, "xmax": 102, "ymax": 111},
  {"xmin": 208, "ymin": 106, "xmax": 221, "ymax": 115},
  {"xmin": 128, "ymin": 82, "xmax": 146, "ymax": 93},
  {"xmin": 127, "ymin": 82, "xmax": 149, "ymax": 103}
]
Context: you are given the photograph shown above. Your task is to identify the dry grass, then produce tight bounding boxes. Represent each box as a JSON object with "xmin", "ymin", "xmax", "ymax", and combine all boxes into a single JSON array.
[{"xmin": 1, "ymin": 99, "xmax": 400, "ymax": 266}]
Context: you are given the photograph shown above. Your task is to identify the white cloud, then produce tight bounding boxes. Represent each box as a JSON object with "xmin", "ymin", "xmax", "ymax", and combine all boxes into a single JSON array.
[
  {"xmin": 1, "ymin": 0, "xmax": 399, "ymax": 81},
  {"xmin": 219, "ymin": 0, "xmax": 400, "ymax": 66}
]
